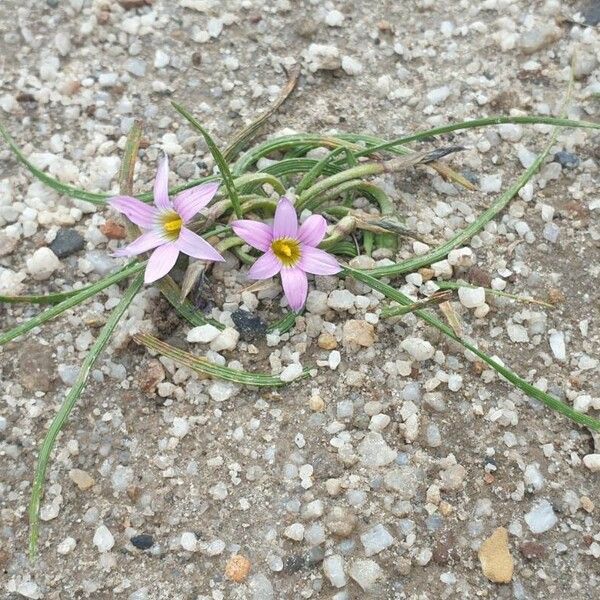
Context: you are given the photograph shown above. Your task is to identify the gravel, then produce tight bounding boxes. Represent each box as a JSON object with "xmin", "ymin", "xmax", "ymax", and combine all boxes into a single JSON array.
[{"xmin": 1, "ymin": 0, "xmax": 599, "ymax": 598}]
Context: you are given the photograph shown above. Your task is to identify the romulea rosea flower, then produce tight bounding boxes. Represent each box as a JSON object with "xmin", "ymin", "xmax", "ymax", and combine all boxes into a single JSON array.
[
  {"xmin": 108, "ymin": 156, "xmax": 224, "ymax": 283},
  {"xmin": 232, "ymin": 197, "xmax": 341, "ymax": 310}
]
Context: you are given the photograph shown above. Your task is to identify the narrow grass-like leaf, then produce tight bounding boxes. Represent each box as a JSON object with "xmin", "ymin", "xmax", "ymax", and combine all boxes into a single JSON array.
[
  {"xmin": 135, "ymin": 333, "xmax": 310, "ymax": 386},
  {"xmin": 158, "ymin": 276, "xmax": 224, "ymax": 330},
  {"xmin": 381, "ymin": 290, "xmax": 453, "ymax": 318},
  {"xmin": 296, "ymin": 147, "xmax": 351, "ymax": 194},
  {"xmin": 345, "ymin": 266, "xmax": 600, "ymax": 432},
  {"xmin": 0, "ymin": 261, "xmax": 144, "ymax": 346},
  {"xmin": 435, "ymin": 281, "xmax": 554, "ymax": 309},
  {"xmin": 0, "ymin": 121, "xmax": 108, "ymax": 205},
  {"xmin": 172, "ymin": 102, "xmax": 243, "ymax": 219},
  {"xmin": 28, "ymin": 272, "xmax": 144, "ymax": 559},
  {"xmin": 267, "ymin": 311, "xmax": 297, "ymax": 334},
  {"xmin": 366, "ymin": 131, "xmax": 557, "ymax": 278},
  {"xmin": 349, "ymin": 115, "xmax": 600, "ymax": 158},
  {"xmin": 0, "ymin": 286, "xmax": 92, "ymax": 305},
  {"xmin": 223, "ymin": 64, "xmax": 300, "ymax": 162}
]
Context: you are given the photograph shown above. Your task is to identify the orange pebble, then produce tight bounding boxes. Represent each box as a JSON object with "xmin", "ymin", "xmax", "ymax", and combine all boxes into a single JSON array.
[{"xmin": 225, "ymin": 554, "xmax": 251, "ymax": 583}]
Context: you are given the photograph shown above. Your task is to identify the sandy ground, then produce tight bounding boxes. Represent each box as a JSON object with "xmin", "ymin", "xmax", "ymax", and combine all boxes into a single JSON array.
[{"xmin": 1, "ymin": 1, "xmax": 599, "ymax": 599}]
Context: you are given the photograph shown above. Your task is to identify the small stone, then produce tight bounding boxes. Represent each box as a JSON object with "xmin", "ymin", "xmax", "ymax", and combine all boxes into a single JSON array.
[
  {"xmin": 305, "ymin": 43, "xmax": 341, "ymax": 71},
  {"xmin": 69, "ymin": 468, "xmax": 95, "ymax": 490},
  {"xmin": 478, "ymin": 527, "xmax": 514, "ymax": 584},
  {"xmin": 208, "ymin": 381, "xmax": 236, "ymax": 402},
  {"xmin": 57, "ymin": 537, "xmax": 76, "ymax": 555},
  {"xmin": 582, "ymin": 454, "xmax": 600, "ymax": 473},
  {"xmin": 231, "ymin": 309, "xmax": 267, "ymax": 340},
  {"xmin": 210, "ymin": 327, "xmax": 239, "ymax": 351},
  {"xmin": 100, "ymin": 220, "xmax": 126, "ymax": 239},
  {"xmin": 519, "ymin": 24, "xmax": 560, "ymax": 54},
  {"xmin": 137, "ymin": 359, "xmax": 165, "ymax": 393},
  {"xmin": 342, "ymin": 320, "xmax": 375, "ymax": 347},
  {"xmin": 225, "ymin": 554, "xmax": 251, "ymax": 582},
  {"xmin": 341, "ymin": 55, "xmax": 363, "ymax": 75},
  {"xmin": 480, "ymin": 174, "xmax": 502, "ymax": 193},
  {"xmin": 49, "ymin": 228, "xmax": 85, "ymax": 258},
  {"xmin": 507, "ymin": 323, "xmax": 529, "ymax": 343},
  {"xmin": 439, "ymin": 464, "xmax": 466, "ymax": 491},
  {"xmin": 360, "ymin": 524, "xmax": 395, "ymax": 556},
  {"xmin": 401, "ymin": 337, "xmax": 434, "ymax": 361},
  {"xmin": 325, "ymin": 506, "xmax": 357, "ymax": 537},
  {"xmin": 318, "ymin": 332, "xmax": 337, "ymax": 350},
  {"xmin": 187, "ymin": 324, "xmax": 221, "ymax": 343},
  {"xmin": 519, "ymin": 541, "xmax": 546, "ymax": 560},
  {"xmin": 27, "ymin": 247, "xmax": 61, "ymax": 280},
  {"xmin": 203, "ymin": 539, "xmax": 226, "ymax": 556},
  {"xmin": 248, "ymin": 574, "xmax": 274, "ymax": 600},
  {"xmin": 180, "ymin": 531, "xmax": 197, "ymax": 552},
  {"xmin": 549, "ymin": 331, "xmax": 566, "ymax": 361},
  {"xmin": 325, "ymin": 9, "xmax": 344, "ymax": 27},
  {"xmin": 323, "ymin": 554, "xmax": 347, "ymax": 588},
  {"xmin": 458, "ymin": 286, "xmax": 486, "ymax": 308},
  {"xmin": 328, "ymin": 289, "xmax": 355, "ymax": 311},
  {"xmin": 553, "ymin": 151, "xmax": 579, "ymax": 169},
  {"xmin": 348, "ymin": 559, "xmax": 384, "ymax": 592},
  {"xmin": 357, "ymin": 432, "xmax": 397, "ymax": 467},
  {"xmin": 383, "ymin": 466, "xmax": 418, "ymax": 498},
  {"xmin": 427, "ymin": 86, "xmax": 450, "ymax": 105},
  {"xmin": 279, "ymin": 363, "xmax": 303, "ymax": 382},
  {"xmin": 93, "ymin": 524, "xmax": 115, "ymax": 552},
  {"xmin": 306, "ymin": 290, "xmax": 328, "ymax": 314},
  {"xmin": 524, "ymin": 499, "xmax": 557, "ymax": 534},
  {"xmin": 154, "ymin": 49, "xmax": 170, "ymax": 69},
  {"xmin": 284, "ymin": 523, "xmax": 305, "ymax": 541},
  {"xmin": 130, "ymin": 534, "xmax": 154, "ymax": 550}
]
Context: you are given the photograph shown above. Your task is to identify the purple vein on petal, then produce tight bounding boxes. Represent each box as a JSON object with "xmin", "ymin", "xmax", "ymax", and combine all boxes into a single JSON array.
[
  {"xmin": 280, "ymin": 267, "xmax": 308, "ymax": 311},
  {"xmin": 113, "ymin": 230, "xmax": 165, "ymax": 257},
  {"xmin": 176, "ymin": 227, "xmax": 225, "ymax": 262},
  {"xmin": 299, "ymin": 245, "xmax": 341, "ymax": 275},
  {"xmin": 297, "ymin": 214, "xmax": 327, "ymax": 247},
  {"xmin": 272, "ymin": 197, "xmax": 298, "ymax": 239},
  {"xmin": 153, "ymin": 156, "xmax": 171, "ymax": 211},
  {"xmin": 144, "ymin": 243, "xmax": 179, "ymax": 284},
  {"xmin": 231, "ymin": 220, "xmax": 273, "ymax": 251},
  {"xmin": 247, "ymin": 251, "xmax": 281, "ymax": 279},
  {"xmin": 108, "ymin": 196, "xmax": 157, "ymax": 229},
  {"xmin": 173, "ymin": 181, "xmax": 220, "ymax": 223}
]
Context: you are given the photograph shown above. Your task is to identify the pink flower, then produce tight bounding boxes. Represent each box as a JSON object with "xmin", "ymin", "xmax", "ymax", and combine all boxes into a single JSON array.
[
  {"xmin": 108, "ymin": 156, "xmax": 224, "ymax": 284},
  {"xmin": 231, "ymin": 197, "xmax": 341, "ymax": 311}
]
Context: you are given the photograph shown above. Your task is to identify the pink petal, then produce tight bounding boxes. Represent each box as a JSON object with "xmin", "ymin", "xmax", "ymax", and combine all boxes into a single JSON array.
[
  {"xmin": 272, "ymin": 197, "xmax": 298, "ymax": 239},
  {"xmin": 108, "ymin": 196, "xmax": 157, "ymax": 229},
  {"xmin": 153, "ymin": 156, "xmax": 171, "ymax": 211},
  {"xmin": 144, "ymin": 243, "xmax": 179, "ymax": 284},
  {"xmin": 113, "ymin": 230, "xmax": 165, "ymax": 257},
  {"xmin": 297, "ymin": 214, "xmax": 327, "ymax": 247},
  {"xmin": 176, "ymin": 227, "xmax": 225, "ymax": 262},
  {"xmin": 280, "ymin": 267, "xmax": 308, "ymax": 311},
  {"xmin": 299, "ymin": 246, "xmax": 342, "ymax": 275},
  {"xmin": 173, "ymin": 181, "xmax": 220, "ymax": 224},
  {"xmin": 247, "ymin": 251, "xmax": 281, "ymax": 280},
  {"xmin": 231, "ymin": 220, "xmax": 273, "ymax": 252}
]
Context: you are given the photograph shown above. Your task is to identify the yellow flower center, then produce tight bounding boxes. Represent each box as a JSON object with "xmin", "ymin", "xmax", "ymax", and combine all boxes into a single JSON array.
[
  {"xmin": 160, "ymin": 211, "xmax": 183, "ymax": 240},
  {"xmin": 271, "ymin": 238, "xmax": 301, "ymax": 267}
]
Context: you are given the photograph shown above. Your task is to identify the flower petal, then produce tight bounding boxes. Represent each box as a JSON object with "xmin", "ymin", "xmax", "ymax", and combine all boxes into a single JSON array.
[
  {"xmin": 297, "ymin": 214, "xmax": 327, "ymax": 247},
  {"xmin": 176, "ymin": 227, "xmax": 225, "ymax": 262},
  {"xmin": 247, "ymin": 251, "xmax": 282, "ymax": 280},
  {"xmin": 144, "ymin": 243, "xmax": 179, "ymax": 284},
  {"xmin": 173, "ymin": 181, "xmax": 220, "ymax": 223},
  {"xmin": 108, "ymin": 195, "xmax": 157, "ymax": 229},
  {"xmin": 153, "ymin": 156, "xmax": 171, "ymax": 210},
  {"xmin": 280, "ymin": 267, "xmax": 308, "ymax": 311},
  {"xmin": 231, "ymin": 220, "xmax": 273, "ymax": 251},
  {"xmin": 113, "ymin": 230, "xmax": 165, "ymax": 257},
  {"xmin": 299, "ymin": 245, "xmax": 342, "ymax": 275},
  {"xmin": 272, "ymin": 197, "xmax": 298, "ymax": 239}
]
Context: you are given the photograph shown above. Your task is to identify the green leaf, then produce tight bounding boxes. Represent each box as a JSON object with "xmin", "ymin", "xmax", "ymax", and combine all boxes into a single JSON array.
[
  {"xmin": 171, "ymin": 102, "xmax": 243, "ymax": 219},
  {"xmin": 28, "ymin": 272, "xmax": 144, "ymax": 559},
  {"xmin": 135, "ymin": 333, "xmax": 310, "ymax": 386},
  {"xmin": 0, "ymin": 261, "xmax": 144, "ymax": 346},
  {"xmin": 344, "ymin": 266, "xmax": 600, "ymax": 432}
]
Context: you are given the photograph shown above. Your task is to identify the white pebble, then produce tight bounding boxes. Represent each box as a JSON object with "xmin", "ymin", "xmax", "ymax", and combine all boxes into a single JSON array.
[
  {"xmin": 401, "ymin": 337, "xmax": 434, "ymax": 361},
  {"xmin": 458, "ymin": 286, "xmax": 486, "ymax": 308},
  {"xmin": 548, "ymin": 330, "xmax": 566, "ymax": 361},
  {"xmin": 427, "ymin": 86, "xmax": 450, "ymax": 105},
  {"xmin": 341, "ymin": 56, "xmax": 363, "ymax": 76},
  {"xmin": 181, "ymin": 531, "xmax": 198, "ymax": 552},
  {"xmin": 323, "ymin": 554, "xmax": 347, "ymax": 587},
  {"xmin": 279, "ymin": 363, "xmax": 303, "ymax": 382},
  {"xmin": 26, "ymin": 247, "xmax": 61, "ymax": 280},
  {"xmin": 93, "ymin": 524, "xmax": 115, "ymax": 552},
  {"xmin": 187, "ymin": 324, "xmax": 221, "ymax": 343},
  {"xmin": 583, "ymin": 454, "xmax": 600, "ymax": 473},
  {"xmin": 284, "ymin": 523, "xmax": 305, "ymax": 541},
  {"xmin": 524, "ymin": 499, "xmax": 557, "ymax": 534}
]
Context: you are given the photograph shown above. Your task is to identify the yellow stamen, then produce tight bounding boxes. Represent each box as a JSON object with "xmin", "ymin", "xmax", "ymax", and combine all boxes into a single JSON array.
[
  {"xmin": 160, "ymin": 212, "xmax": 183, "ymax": 240},
  {"xmin": 271, "ymin": 238, "xmax": 301, "ymax": 267}
]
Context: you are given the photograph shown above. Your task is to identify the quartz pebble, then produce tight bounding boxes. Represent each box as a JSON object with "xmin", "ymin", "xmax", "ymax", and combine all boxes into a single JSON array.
[
  {"xmin": 27, "ymin": 247, "xmax": 61, "ymax": 280},
  {"xmin": 93, "ymin": 524, "xmax": 115, "ymax": 552},
  {"xmin": 458, "ymin": 286, "xmax": 485, "ymax": 308},
  {"xmin": 180, "ymin": 531, "xmax": 198, "ymax": 552},
  {"xmin": 323, "ymin": 554, "xmax": 347, "ymax": 588},
  {"xmin": 348, "ymin": 559, "xmax": 383, "ymax": 592},
  {"xmin": 357, "ymin": 432, "xmax": 397, "ymax": 467},
  {"xmin": 360, "ymin": 524, "xmax": 395, "ymax": 556},
  {"xmin": 187, "ymin": 324, "xmax": 221, "ymax": 343},
  {"xmin": 401, "ymin": 338, "xmax": 434, "ymax": 361},
  {"xmin": 583, "ymin": 454, "xmax": 600, "ymax": 473},
  {"xmin": 524, "ymin": 500, "xmax": 557, "ymax": 534}
]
